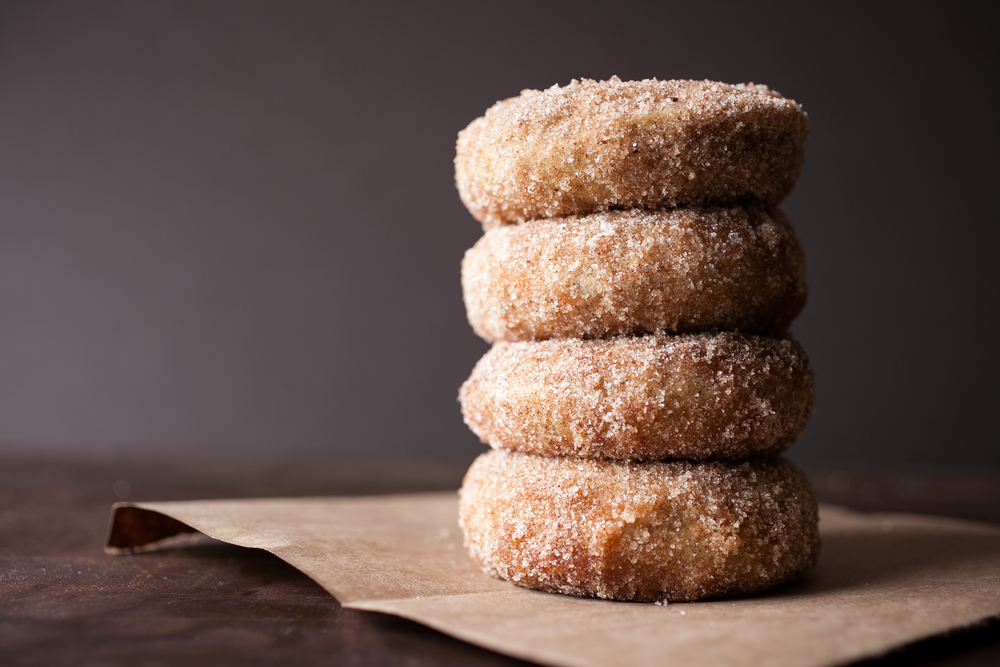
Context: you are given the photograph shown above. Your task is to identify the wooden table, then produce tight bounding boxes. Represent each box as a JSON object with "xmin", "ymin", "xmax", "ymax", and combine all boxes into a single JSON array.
[{"xmin": 2, "ymin": 452, "xmax": 998, "ymax": 666}]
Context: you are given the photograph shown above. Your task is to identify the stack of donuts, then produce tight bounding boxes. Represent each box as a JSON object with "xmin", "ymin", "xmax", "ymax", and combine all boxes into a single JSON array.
[{"xmin": 455, "ymin": 78, "xmax": 820, "ymax": 603}]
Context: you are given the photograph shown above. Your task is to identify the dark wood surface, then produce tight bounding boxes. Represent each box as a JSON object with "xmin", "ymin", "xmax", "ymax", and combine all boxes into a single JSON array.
[{"xmin": 2, "ymin": 451, "xmax": 998, "ymax": 667}]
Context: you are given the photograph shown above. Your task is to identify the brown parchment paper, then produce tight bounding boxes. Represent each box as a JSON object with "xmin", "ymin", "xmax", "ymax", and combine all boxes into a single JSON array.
[{"xmin": 106, "ymin": 494, "xmax": 1000, "ymax": 667}]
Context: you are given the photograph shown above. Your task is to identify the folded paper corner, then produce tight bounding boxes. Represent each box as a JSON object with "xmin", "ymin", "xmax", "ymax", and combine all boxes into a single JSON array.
[{"xmin": 105, "ymin": 503, "xmax": 207, "ymax": 554}]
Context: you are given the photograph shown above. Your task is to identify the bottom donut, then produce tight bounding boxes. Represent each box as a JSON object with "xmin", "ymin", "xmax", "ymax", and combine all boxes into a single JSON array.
[{"xmin": 459, "ymin": 450, "xmax": 820, "ymax": 602}]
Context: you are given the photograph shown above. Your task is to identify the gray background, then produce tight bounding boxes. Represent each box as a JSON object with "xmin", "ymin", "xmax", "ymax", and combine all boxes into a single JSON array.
[{"xmin": 1, "ymin": 1, "xmax": 996, "ymax": 470}]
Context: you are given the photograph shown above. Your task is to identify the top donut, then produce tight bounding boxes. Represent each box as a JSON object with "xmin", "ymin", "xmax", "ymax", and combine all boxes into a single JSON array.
[{"xmin": 456, "ymin": 78, "xmax": 809, "ymax": 228}]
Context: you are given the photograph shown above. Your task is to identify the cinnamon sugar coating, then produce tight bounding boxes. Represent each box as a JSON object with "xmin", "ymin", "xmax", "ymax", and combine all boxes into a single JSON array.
[
  {"xmin": 462, "ymin": 206, "xmax": 806, "ymax": 342},
  {"xmin": 459, "ymin": 450, "xmax": 820, "ymax": 602},
  {"xmin": 455, "ymin": 78, "xmax": 808, "ymax": 228},
  {"xmin": 460, "ymin": 333, "xmax": 815, "ymax": 461}
]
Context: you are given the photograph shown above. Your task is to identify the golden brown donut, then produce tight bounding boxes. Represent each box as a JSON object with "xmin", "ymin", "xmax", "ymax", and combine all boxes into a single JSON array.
[
  {"xmin": 462, "ymin": 206, "xmax": 806, "ymax": 342},
  {"xmin": 460, "ymin": 333, "xmax": 815, "ymax": 461},
  {"xmin": 455, "ymin": 78, "xmax": 808, "ymax": 228},
  {"xmin": 459, "ymin": 450, "xmax": 820, "ymax": 602}
]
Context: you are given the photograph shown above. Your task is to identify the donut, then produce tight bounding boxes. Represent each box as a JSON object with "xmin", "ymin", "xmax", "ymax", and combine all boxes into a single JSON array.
[
  {"xmin": 462, "ymin": 206, "xmax": 806, "ymax": 343},
  {"xmin": 459, "ymin": 333, "xmax": 815, "ymax": 461},
  {"xmin": 459, "ymin": 450, "xmax": 820, "ymax": 602},
  {"xmin": 455, "ymin": 78, "xmax": 808, "ymax": 228}
]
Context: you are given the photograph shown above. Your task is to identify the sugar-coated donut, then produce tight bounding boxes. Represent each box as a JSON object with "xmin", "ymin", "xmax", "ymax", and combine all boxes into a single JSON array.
[
  {"xmin": 462, "ymin": 206, "xmax": 806, "ymax": 343},
  {"xmin": 455, "ymin": 78, "xmax": 808, "ymax": 228},
  {"xmin": 460, "ymin": 333, "xmax": 814, "ymax": 461},
  {"xmin": 459, "ymin": 450, "xmax": 820, "ymax": 602}
]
